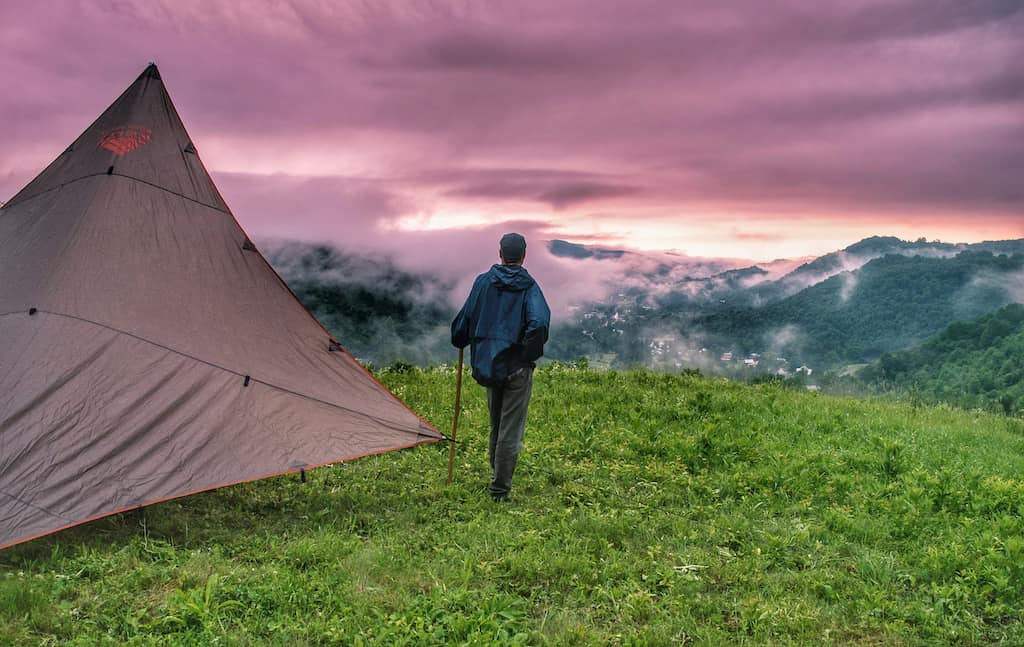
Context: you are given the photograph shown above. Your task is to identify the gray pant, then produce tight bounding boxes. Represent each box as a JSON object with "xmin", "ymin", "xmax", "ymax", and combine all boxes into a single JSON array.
[{"xmin": 485, "ymin": 367, "xmax": 534, "ymax": 498}]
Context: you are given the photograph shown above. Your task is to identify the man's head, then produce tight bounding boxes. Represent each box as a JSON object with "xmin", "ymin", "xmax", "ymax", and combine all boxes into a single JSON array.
[{"xmin": 499, "ymin": 232, "xmax": 527, "ymax": 265}]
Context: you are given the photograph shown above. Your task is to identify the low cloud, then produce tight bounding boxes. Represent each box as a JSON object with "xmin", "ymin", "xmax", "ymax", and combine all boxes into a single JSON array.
[
  {"xmin": 1008, "ymin": 271, "xmax": 1024, "ymax": 303},
  {"xmin": 437, "ymin": 167, "xmax": 643, "ymax": 210},
  {"xmin": 733, "ymin": 231, "xmax": 787, "ymax": 243},
  {"xmin": 953, "ymin": 267, "xmax": 1023, "ymax": 318},
  {"xmin": 213, "ymin": 164, "xmax": 750, "ymax": 321},
  {"xmin": 639, "ymin": 326, "xmax": 720, "ymax": 373},
  {"xmin": 838, "ymin": 272, "xmax": 858, "ymax": 303},
  {"xmin": 766, "ymin": 324, "xmax": 803, "ymax": 355},
  {"xmin": 218, "ymin": 172, "xmax": 410, "ymax": 241}
]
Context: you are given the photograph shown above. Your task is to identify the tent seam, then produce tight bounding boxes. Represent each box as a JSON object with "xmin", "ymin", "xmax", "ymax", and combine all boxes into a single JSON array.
[
  {"xmin": 2, "ymin": 173, "xmax": 230, "ymax": 215},
  {"xmin": 0, "ymin": 491, "xmax": 76, "ymax": 523},
  {"xmin": 2, "ymin": 310, "xmax": 440, "ymax": 440}
]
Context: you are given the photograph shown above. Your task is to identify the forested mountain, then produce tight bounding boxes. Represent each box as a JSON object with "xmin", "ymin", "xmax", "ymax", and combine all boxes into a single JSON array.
[
  {"xmin": 548, "ymin": 239, "xmax": 626, "ymax": 260},
  {"xmin": 857, "ymin": 303, "xmax": 1024, "ymax": 413},
  {"xmin": 664, "ymin": 236, "xmax": 1024, "ymax": 309},
  {"xmin": 694, "ymin": 250, "xmax": 1024, "ymax": 367},
  {"xmin": 549, "ymin": 246, "xmax": 1023, "ymax": 372},
  {"xmin": 264, "ymin": 242, "xmax": 454, "ymax": 366}
]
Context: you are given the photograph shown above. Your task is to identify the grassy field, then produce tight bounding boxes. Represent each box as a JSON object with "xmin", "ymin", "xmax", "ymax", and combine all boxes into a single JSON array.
[{"xmin": 3, "ymin": 365, "xmax": 1024, "ymax": 645}]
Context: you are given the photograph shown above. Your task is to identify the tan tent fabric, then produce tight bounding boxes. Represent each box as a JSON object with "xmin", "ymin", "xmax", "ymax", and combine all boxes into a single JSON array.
[{"xmin": 0, "ymin": 65, "xmax": 443, "ymax": 549}]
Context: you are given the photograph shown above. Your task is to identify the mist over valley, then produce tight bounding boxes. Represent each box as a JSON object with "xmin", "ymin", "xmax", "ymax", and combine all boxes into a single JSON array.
[{"xmin": 265, "ymin": 235, "xmax": 1024, "ymax": 412}]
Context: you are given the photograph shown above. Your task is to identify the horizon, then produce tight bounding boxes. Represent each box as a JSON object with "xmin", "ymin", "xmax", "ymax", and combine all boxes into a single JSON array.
[
  {"xmin": 539, "ymin": 233, "xmax": 1024, "ymax": 267},
  {"xmin": 2, "ymin": 1, "xmax": 1022, "ymax": 263}
]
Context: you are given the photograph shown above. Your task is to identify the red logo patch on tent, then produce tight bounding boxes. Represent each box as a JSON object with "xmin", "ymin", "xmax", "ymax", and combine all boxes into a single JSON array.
[{"xmin": 98, "ymin": 125, "xmax": 152, "ymax": 156}]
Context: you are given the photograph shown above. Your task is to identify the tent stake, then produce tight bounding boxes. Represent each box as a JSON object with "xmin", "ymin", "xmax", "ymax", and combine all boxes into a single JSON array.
[{"xmin": 447, "ymin": 348, "xmax": 464, "ymax": 484}]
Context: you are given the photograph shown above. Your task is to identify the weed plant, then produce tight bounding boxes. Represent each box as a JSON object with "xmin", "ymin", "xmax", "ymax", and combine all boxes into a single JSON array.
[{"xmin": 3, "ymin": 365, "xmax": 1024, "ymax": 645}]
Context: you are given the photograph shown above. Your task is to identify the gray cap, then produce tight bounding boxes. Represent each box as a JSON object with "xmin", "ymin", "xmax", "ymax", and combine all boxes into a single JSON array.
[{"xmin": 500, "ymin": 232, "xmax": 527, "ymax": 262}]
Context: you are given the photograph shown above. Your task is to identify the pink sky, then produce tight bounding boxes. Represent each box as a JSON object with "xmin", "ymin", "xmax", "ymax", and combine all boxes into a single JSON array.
[{"xmin": 2, "ymin": 0, "xmax": 1022, "ymax": 265}]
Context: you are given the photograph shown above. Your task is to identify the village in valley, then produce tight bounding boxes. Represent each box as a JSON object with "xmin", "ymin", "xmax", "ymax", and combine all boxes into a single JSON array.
[{"xmin": 571, "ymin": 295, "xmax": 818, "ymax": 388}]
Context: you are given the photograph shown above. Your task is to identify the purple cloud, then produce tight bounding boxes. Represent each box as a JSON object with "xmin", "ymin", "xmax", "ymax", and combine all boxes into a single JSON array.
[
  {"xmin": 440, "ymin": 168, "xmax": 641, "ymax": 209},
  {"xmin": 2, "ymin": 0, "xmax": 1021, "ymax": 262}
]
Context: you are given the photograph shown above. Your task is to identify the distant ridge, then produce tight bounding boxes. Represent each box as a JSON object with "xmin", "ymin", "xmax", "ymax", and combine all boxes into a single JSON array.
[{"xmin": 548, "ymin": 239, "xmax": 626, "ymax": 260}]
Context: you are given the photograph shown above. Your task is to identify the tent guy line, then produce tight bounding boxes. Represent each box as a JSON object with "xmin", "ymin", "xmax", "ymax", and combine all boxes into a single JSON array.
[{"xmin": 3, "ymin": 308, "xmax": 428, "ymax": 437}]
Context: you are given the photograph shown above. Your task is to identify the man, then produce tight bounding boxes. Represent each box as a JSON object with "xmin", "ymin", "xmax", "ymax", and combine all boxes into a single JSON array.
[{"xmin": 451, "ymin": 233, "xmax": 550, "ymax": 501}]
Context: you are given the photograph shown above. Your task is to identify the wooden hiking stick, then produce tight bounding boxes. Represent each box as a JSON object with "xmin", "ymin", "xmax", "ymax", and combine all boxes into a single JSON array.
[{"xmin": 447, "ymin": 347, "xmax": 465, "ymax": 484}]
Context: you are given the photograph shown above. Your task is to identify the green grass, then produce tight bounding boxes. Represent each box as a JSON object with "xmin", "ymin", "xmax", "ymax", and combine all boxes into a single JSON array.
[{"xmin": 3, "ymin": 365, "xmax": 1024, "ymax": 645}]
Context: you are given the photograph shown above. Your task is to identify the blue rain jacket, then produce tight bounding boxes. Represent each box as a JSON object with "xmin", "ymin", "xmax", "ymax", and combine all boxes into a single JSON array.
[{"xmin": 451, "ymin": 264, "xmax": 550, "ymax": 387}]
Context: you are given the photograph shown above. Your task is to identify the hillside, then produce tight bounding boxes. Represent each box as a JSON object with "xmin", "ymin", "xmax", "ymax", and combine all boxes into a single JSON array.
[
  {"xmin": 653, "ymin": 236, "xmax": 1024, "ymax": 310},
  {"xmin": 688, "ymin": 250, "xmax": 1024, "ymax": 368},
  {"xmin": 859, "ymin": 303, "xmax": 1024, "ymax": 413},
  {"xmin": 550, "ymin": 239, "xmax": 1024, "ymax": 373},
  {"xmin": 264, "ymin": 241, "xmax": 455, "ymax": 365},
  {"xmin": 3, "ymin": 368, "xmax": 1024, "ymax": 644}
]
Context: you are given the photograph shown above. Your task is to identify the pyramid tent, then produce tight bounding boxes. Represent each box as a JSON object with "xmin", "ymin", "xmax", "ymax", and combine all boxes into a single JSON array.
[{"xmin": 0, "ymin": 64, "xmax": 444, "ymax": 550}]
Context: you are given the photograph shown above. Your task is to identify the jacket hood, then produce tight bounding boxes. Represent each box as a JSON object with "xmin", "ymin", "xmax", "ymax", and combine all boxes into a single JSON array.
[{"xmin": 488, "ymin": 264, "xmax": 535, "ymax": 292}]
